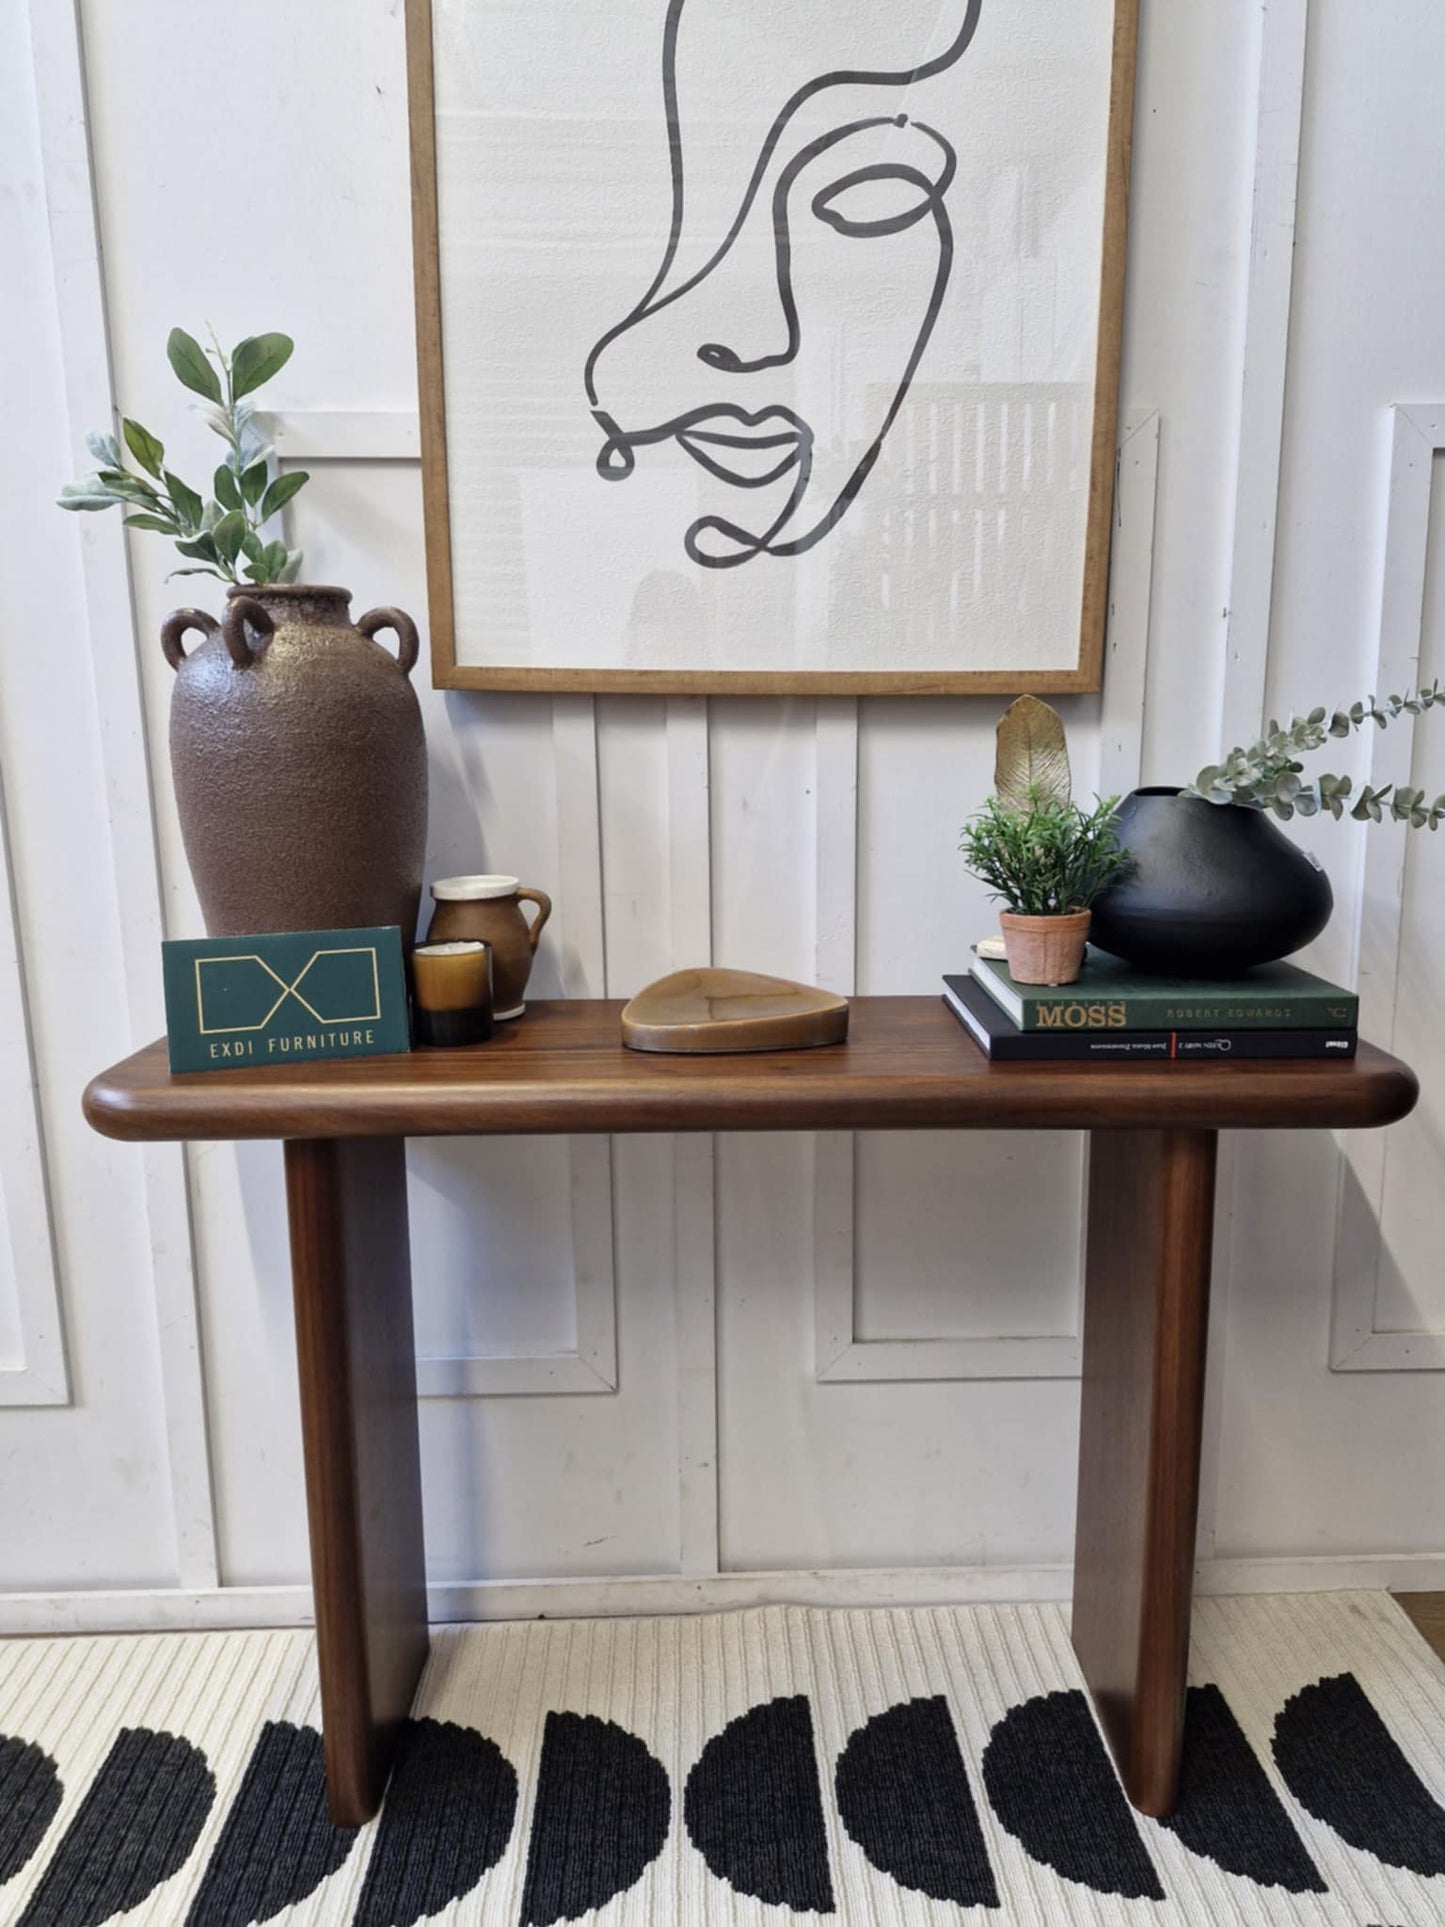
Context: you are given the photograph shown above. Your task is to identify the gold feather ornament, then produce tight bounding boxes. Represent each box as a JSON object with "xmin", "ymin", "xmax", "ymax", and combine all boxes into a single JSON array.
[{"xmin": 993, "ymin": 696, "xmax": 1072, "ymax": 812}]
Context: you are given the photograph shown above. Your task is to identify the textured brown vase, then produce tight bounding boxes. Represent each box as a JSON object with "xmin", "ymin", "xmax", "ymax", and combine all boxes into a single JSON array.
[
  {"xmin": 424, "ymin": 876, "xmax": 553, "ymax": 1019},
  {"xmin": 999, "ymin": 909, "xmax": 1092, "ymax": 986},
  {"xmin": 162, "ymin": 585, "xmax": 428, "ymax": 939}
]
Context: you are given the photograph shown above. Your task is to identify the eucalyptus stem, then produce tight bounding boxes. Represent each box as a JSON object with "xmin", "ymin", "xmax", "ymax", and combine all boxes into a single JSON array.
[
  {"xmin": 1185, "ymin": 685, "xmax": 1445, "ymax": 828},
  {"xmin": 57, "ymin": 327, "xmax": 310, "ymax": 586}
]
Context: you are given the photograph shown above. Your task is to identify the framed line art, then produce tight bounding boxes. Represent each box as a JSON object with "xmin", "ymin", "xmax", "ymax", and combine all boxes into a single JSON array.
[{"xmin": 407, "ymin": 0, "xmax": 1138, "ymax": 694}]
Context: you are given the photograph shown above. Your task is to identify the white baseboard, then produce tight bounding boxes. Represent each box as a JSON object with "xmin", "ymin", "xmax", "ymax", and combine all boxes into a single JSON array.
[
  {"xmin": 1197, "ymin": 1553, "xmax": 1445, "ymax": 1595},
  {"xmin": 1, "ymin": 1554, "xmax": 1443, "ymax": 1637}
]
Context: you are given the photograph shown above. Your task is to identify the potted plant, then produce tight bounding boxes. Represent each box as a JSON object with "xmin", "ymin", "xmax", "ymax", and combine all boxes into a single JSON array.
[
  {"xmin": 959, "ymin": 698, "xmax": 1130, "ymax": 986},
  {"xmin": 1090, "ymin": 686, "xmax": 1445, "ymax": 973},
  {"xmin": 58, "ymin": 329, "xmax": 427, "ymax": 941}
]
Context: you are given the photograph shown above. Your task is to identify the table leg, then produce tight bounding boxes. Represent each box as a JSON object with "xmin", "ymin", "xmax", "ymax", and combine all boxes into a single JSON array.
[
  {"xmin": 1071, "ymin": 1126, "xmax": 1217, "ymax": 1818},
  {"xmin": 284, "ymin": 1137, "xmax": 429, "ymax": 1824}
]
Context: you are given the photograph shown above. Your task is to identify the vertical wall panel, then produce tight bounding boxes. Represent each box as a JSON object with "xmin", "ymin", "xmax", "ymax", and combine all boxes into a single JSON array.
[
  {"xmin": 711, "ymin": 702, "xmax": 817, "ymax": 981},
  {"xmin": 598, "ymin": 701, "xmax": 674, "ymax": 998},
  {"xmin": 0, "ymin": 799, "xmax": 67, "ymax": 1402},
  {"xmin": 1215, "ymin": 0, "xmax": 1445, "ymax": 1560},
  {"xmin": 1328, "ymin": 421, "xmax": 1445, "ymax": 1370},
  {"xmin": 0, "ymin": 0, "xmax": 179, "ymax": 1588},
  {"xmin": 1377, "ymin": 453, "xmax": 1445, "ymax": 1335}
]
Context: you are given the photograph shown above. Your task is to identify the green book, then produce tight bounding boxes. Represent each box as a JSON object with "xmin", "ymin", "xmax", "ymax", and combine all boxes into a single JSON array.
[
  {"xmin": 969, "ymin": 946, "xmax": 1358, "ymax": 1033},
  {"xmin": 162, "ymin": 925, "xmax": 411, "ymax": 1073}
]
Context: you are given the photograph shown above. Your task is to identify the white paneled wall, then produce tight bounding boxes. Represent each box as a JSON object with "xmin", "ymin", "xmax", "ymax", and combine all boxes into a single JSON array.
[{"xmin": 0, "ymin": 0, "xmax": 1442, "ymax": 1628}]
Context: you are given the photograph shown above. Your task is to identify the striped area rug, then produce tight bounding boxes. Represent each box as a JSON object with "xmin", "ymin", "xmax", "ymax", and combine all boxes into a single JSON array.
[{"xmin": 0, "ymin": 1591, "xmax": 1441, "ymax": 1922}]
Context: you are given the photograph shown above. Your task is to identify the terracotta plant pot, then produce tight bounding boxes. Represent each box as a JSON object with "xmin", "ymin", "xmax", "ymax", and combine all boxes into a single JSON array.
[
  {"xmin": 999, "ymin": 909, "xmax": 1092, "ymax": 986},
  {"xmin": 161, "ymin": 585, "xmax": 428, "ymax": 939}
]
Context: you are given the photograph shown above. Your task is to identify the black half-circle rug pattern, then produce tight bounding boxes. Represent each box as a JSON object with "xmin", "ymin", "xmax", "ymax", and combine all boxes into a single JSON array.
[{"xmin": 0, "ymin": 1592, "xmax": 1440, "ymax": 1921}]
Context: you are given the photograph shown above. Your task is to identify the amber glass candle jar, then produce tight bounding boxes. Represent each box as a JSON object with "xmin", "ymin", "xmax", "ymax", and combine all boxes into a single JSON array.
[{"xmin": 411, "ymin": 940, "xmax": 494, "ymax": 1047}]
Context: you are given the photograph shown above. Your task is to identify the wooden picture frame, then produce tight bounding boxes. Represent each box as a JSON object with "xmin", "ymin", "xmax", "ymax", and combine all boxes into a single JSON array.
[{"xmin": 407, "ymin": 0, "xmax": 1138, "ymax": 694}]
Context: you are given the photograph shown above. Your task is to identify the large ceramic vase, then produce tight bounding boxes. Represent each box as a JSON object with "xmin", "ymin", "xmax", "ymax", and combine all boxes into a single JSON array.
[
  {"xmin": 1090, "ymin": 787, "xmax": 1332, "ymax": 974},
  {"xmin": 161, "ymin": 584, "xmax": 428, "ymax": 938}
]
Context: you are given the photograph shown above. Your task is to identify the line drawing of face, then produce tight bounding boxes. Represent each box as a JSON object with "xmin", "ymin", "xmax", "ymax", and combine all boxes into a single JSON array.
[{"xmin": 584, "ymin": 0, "xmax": 983, "ymax": 569}]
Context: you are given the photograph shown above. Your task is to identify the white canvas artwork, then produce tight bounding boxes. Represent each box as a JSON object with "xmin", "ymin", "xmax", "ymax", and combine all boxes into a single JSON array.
[{"xmin": 419, "ymin": 0, "xmax": 1126, "ymax": 687}]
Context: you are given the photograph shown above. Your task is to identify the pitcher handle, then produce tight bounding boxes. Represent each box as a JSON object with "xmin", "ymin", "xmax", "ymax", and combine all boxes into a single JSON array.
[
  {"xmin": 357, "ymin": 606, "xmax": 420, "ymax": 678},
  {"xmin": 160, "ymin": 608, "xmax": 221, "ymax": 671},
  {"xmin": 516, "ymin": 887, "xmax": 553, "ymax": 953},
  {"xmin": 220, "ymin": 596, "xmax": 274, "ymax": 668}
]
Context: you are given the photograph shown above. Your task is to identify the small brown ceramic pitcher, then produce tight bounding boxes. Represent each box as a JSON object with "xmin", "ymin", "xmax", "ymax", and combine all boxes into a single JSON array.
[{"xmin": 424, "ymin": 876, "xmax": 552, "ymax": 1018}]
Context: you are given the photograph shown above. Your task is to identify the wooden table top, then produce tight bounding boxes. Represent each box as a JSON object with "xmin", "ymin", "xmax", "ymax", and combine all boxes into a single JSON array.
[{"xmin": 82, "ymin": 997, "xmax": 1419, "ymax": 1142}]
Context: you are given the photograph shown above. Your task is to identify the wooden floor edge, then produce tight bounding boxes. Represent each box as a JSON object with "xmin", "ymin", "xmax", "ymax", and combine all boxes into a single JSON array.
[{"xmin": 1394, "ymin": 1590, "xmax": 1445, "ymax": 1664}]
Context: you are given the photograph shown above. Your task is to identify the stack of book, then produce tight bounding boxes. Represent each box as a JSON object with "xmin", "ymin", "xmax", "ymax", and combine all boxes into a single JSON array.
[{"xmin": 944, "ymin": 947, "xmax": 1358, "ymax": 1062}]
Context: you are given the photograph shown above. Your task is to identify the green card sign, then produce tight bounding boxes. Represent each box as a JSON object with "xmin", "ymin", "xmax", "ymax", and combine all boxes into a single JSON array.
[{"xmin": 161, "ymin": 926, "xmax": 411, "ymax": 1073}]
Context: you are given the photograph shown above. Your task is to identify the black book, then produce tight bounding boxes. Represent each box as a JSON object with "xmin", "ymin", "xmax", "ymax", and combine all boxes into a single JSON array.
[{"xmin": 943, "ymin": 976, "xmax": 1357, "ymax": 1063}]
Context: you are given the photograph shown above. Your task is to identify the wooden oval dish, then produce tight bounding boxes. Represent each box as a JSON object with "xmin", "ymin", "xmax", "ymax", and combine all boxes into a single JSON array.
[{"xmin": 620, "ymin": 968, "xmax": 850, "ymax": 1054}]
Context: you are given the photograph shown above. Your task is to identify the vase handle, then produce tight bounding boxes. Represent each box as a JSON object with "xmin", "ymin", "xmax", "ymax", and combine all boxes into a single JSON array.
[
  {"xmin": 220, "ymin": 596, "xmax": 274, "ymax": 668},
  {"xmin": 516, "ymin": 887, "xmax": 553, "ymax": 953},
  {"xmin": 357, "ymin": 606, "xmax": 420, "ymax": 678},
  {"xmin": 160, "ymin": 608, "xmax": 220, "ymax": 671}
]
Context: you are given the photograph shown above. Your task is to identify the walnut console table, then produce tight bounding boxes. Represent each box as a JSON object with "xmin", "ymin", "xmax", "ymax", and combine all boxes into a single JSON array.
[{"xmin": 84, "ymin": 999, "xmax": 1418, "ymax": 1825}]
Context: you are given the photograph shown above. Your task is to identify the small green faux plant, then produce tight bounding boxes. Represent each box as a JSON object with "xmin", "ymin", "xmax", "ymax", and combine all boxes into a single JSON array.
[
  {"xmin": 960, "ymin": 791, "xmax": 1131, "ymax": 916},
  {"xmin": 58, "ymin": 328, "xmax": 308, "ymax": 585},
  {"xmin": 1185, "ymin": 685, "xmax": 1445, "ymax": 827}
]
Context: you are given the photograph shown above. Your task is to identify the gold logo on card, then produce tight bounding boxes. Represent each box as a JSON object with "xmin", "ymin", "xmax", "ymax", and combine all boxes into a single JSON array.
[{"xmin": 194, "ymin": 947, "xmax": 382, "ymax": 1034}]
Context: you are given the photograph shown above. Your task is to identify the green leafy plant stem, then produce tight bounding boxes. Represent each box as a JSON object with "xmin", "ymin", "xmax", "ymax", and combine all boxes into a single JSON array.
[
  {"xmin": 959, "ymin": 792, "xmax": 1131, "ymax": 917},
  {"xmin": 1184, "ymin": 686, "xmax": 1445, "ymax": 829},
  {"xmin": 57, "ymin": 328, "xmax": 309, "ymax": 586}
]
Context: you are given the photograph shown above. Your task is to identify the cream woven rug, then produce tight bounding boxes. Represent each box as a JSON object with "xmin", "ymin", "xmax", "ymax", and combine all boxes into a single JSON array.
[{"xmin": 0, "ymin": 1592, "xmax": 1441, "ymax": 1923}]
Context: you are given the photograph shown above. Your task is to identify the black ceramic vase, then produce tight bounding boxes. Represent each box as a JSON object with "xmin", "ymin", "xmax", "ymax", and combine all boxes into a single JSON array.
[{"xmin": 1090, "ymin": 788, "xmax": 1333, "ymax": 974}]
